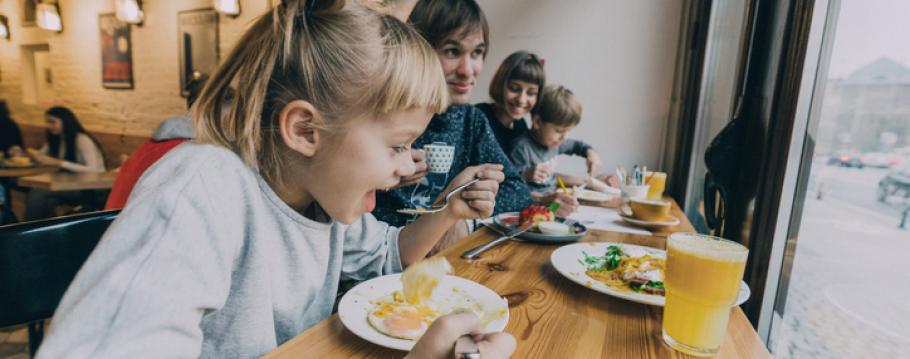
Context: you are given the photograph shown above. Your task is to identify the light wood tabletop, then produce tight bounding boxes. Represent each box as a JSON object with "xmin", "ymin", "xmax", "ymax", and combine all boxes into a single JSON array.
[
  {"xmin": 265, "ymin": 201, "xmax": 771, "ymax": 359},
  {"xmin": 17, "ymin": 171, "xmax": 118, "ymax": 191},
  {"xmin": 0, "ymin": 165, "xmax": 58, "ymax": 178}
]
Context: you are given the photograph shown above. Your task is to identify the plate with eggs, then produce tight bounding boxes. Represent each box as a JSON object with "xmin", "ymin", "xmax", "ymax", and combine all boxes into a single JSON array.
[
  {"xmin": 337, "ymin": 258, "xmax": 509, "ymax": 351},
  {"xmin": 550, "ymin": 242, "xmax": 750, "ymax": 306}
]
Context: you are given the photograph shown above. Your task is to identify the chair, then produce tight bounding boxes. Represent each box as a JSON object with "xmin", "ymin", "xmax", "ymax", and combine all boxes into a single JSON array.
[{"xmin": 0, "ymin": 210, "xmax": 119, "ymax": 357}]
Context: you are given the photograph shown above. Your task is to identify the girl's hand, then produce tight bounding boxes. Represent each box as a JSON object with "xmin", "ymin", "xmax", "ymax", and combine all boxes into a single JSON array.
[
  {"xmin": 394, "ymin": 149, "xmax": 428, "ymax": 189},
  {"xmin": 405, "ymin": 312, "xmax": 516, "ymax": 359},
  {"xmin": 27, "ymin": 148, "xmax": 63, "ymax": 166},
  {"xmin": 585, "ymin": 149, "xmax": 602, "ymax": 176},
  {"xmin": 441, "ymin": 164, "xmax": 504, "ymax": 219}
]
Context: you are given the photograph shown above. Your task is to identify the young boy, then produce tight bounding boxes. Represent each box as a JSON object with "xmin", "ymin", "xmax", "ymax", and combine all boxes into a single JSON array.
[{"xmin": 509, "ymin": 85, "xmax": 603, "ymax": 193}]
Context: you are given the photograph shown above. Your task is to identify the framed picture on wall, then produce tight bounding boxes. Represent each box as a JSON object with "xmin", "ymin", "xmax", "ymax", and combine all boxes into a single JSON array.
[
  {"xmin": 20, "ymin": 0, "xmax": 37, "ymax": 27},
  {"xmin": 99, "ymin": 14, "xmax": 134, "ymax": 89},
  {"xmin": 177, "ymin": 9, "xmax": 219, "ymax": 97}
]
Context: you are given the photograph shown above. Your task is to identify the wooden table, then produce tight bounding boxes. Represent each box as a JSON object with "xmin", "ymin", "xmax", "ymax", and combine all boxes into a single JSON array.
[
  {"xmin": 0, "ymin": 165, "xmax": 57, "ymax": 178},
  {"xmin": 17, "ymin": 171, "xmax": 118, "ymax": 191},
  {"xmin": 266, "ymin": 202, "xmax": 771, "ymax": 359}
]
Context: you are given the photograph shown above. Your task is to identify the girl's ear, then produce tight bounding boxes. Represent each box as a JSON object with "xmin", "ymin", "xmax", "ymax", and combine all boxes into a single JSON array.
[{"xmin": 279, "ymin": 100, "xmax": 323, "ymax": 157}]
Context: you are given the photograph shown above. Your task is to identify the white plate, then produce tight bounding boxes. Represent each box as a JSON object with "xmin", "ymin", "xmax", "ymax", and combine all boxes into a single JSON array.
[
  {"xmin": 575, "ymin": 189, "xmax": 617, "ymax": 202},
  {"xmin": 492, "ymin": 212, "xmax": 587, "ymax": 243},
  {"xmin": 550, "ymin": 242, "xmax": 751, "ymax": 306},
  {"xmin": 337, "ymin": 274, "xmax": 510, "ymax": 351},
  {"xmin": 619, "ymin": 214, "xmax": 681, "ymax": 228}
]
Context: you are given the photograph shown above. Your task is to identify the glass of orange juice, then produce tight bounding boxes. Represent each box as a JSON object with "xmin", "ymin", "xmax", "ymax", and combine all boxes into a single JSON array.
[
  {"xmin": 646, "ymin": 171, "xmax": 667, "ymax": 200},
  {"xmin": 662, "ymin": 232, "xmax": 748, "ymax": 357}
]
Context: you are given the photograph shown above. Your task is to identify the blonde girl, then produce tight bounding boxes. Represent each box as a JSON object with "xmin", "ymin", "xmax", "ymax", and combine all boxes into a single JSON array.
[{"xmin": 36, "ymin": 1, "xmax": 513, "ymax": 358}]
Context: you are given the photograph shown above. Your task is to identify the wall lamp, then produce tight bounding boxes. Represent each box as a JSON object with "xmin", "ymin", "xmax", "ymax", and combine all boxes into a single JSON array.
[
  {"xmin": 214, "ymin": 0, "xmax": 241, "ymax": 16},
  {"xmin": 0, "ymin": 15, "xmax": 10, "ymax": 40},
  {"xmin": 36, "ymin": 2, "xmax": 63, "ymax": 32},
  {"xmin": 115, "ymin": 0, "xmax": 144, "ymax": 25}
]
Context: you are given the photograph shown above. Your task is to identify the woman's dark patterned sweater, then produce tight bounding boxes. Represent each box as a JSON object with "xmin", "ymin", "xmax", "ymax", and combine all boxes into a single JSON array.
[{"xmin": 372, "ymin": 104, "xmax": 532, "ymax": 227}]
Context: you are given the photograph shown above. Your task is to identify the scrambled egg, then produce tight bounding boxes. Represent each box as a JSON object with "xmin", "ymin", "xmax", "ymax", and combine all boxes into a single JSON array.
[{"xmin": 584, "ymin": 248, "xmax": 666, "ymax": 295}]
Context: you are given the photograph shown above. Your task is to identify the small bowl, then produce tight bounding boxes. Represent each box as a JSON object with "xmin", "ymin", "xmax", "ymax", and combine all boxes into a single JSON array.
[
  {"xmin": 629, "ymin": 198, "xmax": 671, "ymax": 222},
  {"xmin": 537, "ymin": 221, "xmax": 572, "ymax": 236}
]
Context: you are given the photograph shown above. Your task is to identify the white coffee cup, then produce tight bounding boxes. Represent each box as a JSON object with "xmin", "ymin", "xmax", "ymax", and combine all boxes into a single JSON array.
[
  {"xmin": 623, "ymin": 184, "xmax": 650, "ymax": 200},
  {"xmin": 424, "ymin": 142, "xmax": 455, "ymax": 174}
]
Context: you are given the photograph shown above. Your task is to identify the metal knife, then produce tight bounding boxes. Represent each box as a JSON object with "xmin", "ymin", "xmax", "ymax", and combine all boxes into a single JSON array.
[{"xmin": 462, "ymin": 221, "xmax": 533, "ymax": 259}]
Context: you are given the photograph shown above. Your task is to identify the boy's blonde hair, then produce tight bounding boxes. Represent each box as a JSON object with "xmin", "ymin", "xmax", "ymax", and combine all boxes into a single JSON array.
[
  {"xmin": 531, "ymin": 85, "xmax": 582, "ymax": 127},
  {"xmin": 192, "ymin": 0, "xmax": 447, "ymax": 184}
]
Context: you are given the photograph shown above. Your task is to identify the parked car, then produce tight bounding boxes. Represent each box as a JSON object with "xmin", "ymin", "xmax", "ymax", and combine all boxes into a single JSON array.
[
  {"xmin": 828, "ymin": 151, "xmax": 864, "ymax": 168},
  {"xmin": 860, "ymin": 152, "xmax": 902, "ymax": 169},
  {"xmin": 877, "ymin": 163, "xmax": 910, "ymax": 203}
]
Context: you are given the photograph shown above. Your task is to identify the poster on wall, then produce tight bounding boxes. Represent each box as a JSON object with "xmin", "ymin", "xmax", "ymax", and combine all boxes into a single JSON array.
[
  {"xmin": 99, "ymin": 14, "xmax": 134, "ymax": 89},
  {"xmin": 177, "ymin": 9, "xmax": 219, "ymax": 97}
]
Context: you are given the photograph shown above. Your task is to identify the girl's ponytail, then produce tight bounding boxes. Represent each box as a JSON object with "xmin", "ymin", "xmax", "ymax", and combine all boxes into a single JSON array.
[
  {"xmin": 193, "ymin": 0, "xmax": 375, "ymax": 178},
  {"xmin": 192, "ymin": 0, "xmax": 447, "ymax": 186}
]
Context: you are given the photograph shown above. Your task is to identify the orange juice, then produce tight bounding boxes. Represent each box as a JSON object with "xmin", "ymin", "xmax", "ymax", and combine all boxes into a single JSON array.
[
  {"xmin": 662, "ymin": 233, "xmax": 748, "ymax": 357},
  {"xmin": 646, "ymin": 172, "xmax": 667, "ymax": 200}
]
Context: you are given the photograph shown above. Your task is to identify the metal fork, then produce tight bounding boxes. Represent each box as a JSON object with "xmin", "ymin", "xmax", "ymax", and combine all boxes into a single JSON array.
[{"xmin": 397, "ymin": 178, "xmax": 480, "ymax": 216}]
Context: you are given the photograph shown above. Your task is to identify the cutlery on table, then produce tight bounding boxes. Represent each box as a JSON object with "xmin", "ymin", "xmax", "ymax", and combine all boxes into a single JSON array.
[
  {"xmin": 397, "ymin": 178, "xmax": 480, "ymax": 216},
  {"xmin": 461, "ymin": 221, "xmax": 533, "ymax": 259}
]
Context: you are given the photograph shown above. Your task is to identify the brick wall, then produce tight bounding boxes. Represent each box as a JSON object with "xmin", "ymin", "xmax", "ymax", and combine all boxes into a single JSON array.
[{"xmin": 0, "ymin": 0, "xmax": 270, "ymax": 137}]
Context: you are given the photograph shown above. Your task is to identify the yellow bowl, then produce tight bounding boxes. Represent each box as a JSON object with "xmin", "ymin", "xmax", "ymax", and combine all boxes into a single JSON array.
[{"xmin": 629, "ymin": 198, "xmax": 671, "ymax": 222}]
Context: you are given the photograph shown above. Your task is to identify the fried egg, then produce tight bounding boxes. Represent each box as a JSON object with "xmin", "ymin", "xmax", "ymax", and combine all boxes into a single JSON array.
[
  {"xmin": 367, "ymin": 295, "xmax": 441, "ymax": 340},
  {"xmin": 367, "ymin": 288, "xmax": 491, "ymax": 341},
  {"xmin": 368, "ymin": 258, "xmax": 503, "ymax": 341}
]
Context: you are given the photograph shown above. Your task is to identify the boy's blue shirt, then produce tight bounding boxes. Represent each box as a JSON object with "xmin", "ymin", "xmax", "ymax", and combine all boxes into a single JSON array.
[{"xmin": 373, "ymin": 104, "xmax": 532, "ymax": 227}]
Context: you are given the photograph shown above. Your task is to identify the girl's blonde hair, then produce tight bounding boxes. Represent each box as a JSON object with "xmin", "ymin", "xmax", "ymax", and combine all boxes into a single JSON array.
[{"xmin": 192, "ymin": 0, "xmax": 447, "ymax": 184}]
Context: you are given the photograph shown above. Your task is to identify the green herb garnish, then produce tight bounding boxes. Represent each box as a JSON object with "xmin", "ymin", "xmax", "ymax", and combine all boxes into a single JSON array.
[
  {"xmin": 630, "ymin": 281, "xmax": 664, "ymax": 292},
  {"xmin": 646, "ymin": 281, "xmax": 664, "ymax": 289},
  {"xmin": 579, "ymin": 245, "xmax": 625, "ymax": 272}
]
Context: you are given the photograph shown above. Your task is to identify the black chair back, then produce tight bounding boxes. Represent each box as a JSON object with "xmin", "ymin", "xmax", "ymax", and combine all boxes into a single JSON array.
[{"xmin": 0, "ymin": 210, "xmax": 118, "ymax": 354}]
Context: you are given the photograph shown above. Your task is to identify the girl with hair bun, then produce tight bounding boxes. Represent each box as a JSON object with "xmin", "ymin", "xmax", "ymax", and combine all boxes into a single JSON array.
[{"xmin": 36, "ymin": 1, "xmax": 514, "ymax": 358}]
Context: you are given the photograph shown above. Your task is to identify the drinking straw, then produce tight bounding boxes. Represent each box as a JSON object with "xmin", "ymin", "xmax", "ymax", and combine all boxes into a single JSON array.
[{"xmin": 557, "ymin": 176, "xmax": 568, "ymax": 193}]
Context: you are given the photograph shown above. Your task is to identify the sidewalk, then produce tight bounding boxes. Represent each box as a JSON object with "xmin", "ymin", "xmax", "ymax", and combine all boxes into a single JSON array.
[{"xmin": 772, "ymin": 196, "xmax": 910, "ymax": 358}]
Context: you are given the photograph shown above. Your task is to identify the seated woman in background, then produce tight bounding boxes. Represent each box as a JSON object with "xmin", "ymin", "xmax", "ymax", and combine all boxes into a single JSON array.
[
  {"xmin": 28, "ymin": 106, "xmax": 105, "ymax": 173},
  {"xmin": 24, "ymin": 106, "xmax": 106, "ymax": 220},
  {"xmin": 0, "ymin": 101, "xmax": 24, "ymax": 157},
  {"xmin": 475, "ymin": 50, "xmax": 545, "ymax": 155},
  {"xmin": 1, "ymin": 101, "xmax": 25, "ymax": 223}
]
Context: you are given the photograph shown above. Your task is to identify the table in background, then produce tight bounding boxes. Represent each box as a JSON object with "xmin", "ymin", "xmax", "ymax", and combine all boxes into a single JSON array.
[
  {"xmin": 17, "ymin": 171, "xmax": 117, "ymax": 191},
  {"xmin": 265, "ymin": 200, "xmax": 771, "ymax": 358},
  {"xmin": 0, "ymin": 166, "xmax": 57, "ymax": 179}
]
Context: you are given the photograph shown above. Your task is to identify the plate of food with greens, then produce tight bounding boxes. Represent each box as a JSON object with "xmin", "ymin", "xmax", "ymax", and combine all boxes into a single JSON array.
[{"xmin": 549, "ymin": 242, "xmax": 750, "ymax": 306}]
